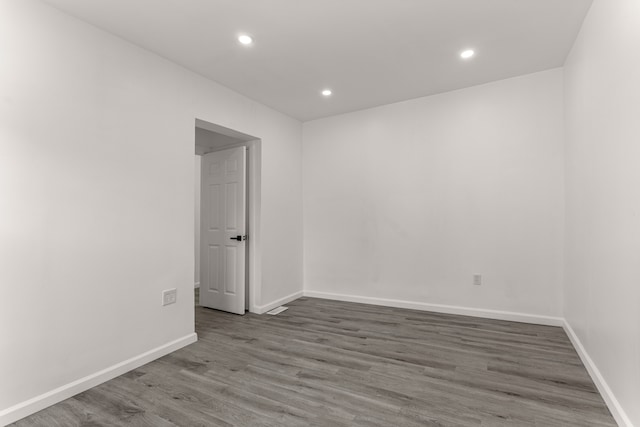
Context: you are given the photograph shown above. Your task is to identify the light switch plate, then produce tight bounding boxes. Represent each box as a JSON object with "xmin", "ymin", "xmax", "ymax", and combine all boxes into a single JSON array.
[{"xmin": 162, "ymin": 288, "xmax": 177, "ymax": 306}]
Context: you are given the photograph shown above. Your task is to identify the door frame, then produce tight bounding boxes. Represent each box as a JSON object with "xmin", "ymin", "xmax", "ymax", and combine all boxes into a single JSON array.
[{"xmin": 195, "ymin": 119, "xmax": 261, "ymax": 314}]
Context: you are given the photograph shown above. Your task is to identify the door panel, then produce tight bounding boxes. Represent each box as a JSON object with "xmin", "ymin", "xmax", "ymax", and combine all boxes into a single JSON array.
[
  {"xmin": 207, "ymin": 245, "xmax": 220, "ymax": 292},
  {"xmin": 200, "ymin": 147, "xmax": 246, "ymax": 314},
  {"xmin": 225, "ymin": 246, "xmax": 237, "ymax": 294},
  {"xmin": 208, "ymin": 184, "xmax": 221, "ymax": 230}
]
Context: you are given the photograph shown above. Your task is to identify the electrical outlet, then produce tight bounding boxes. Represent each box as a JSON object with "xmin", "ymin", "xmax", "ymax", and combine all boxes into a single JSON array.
[
  {"xmin": 162, "ymin": 288, "xmax": 177, "ymax": 306},
  {"xmin": 473, "ymin": 274, "xmax": 482, "ymax": 286}
]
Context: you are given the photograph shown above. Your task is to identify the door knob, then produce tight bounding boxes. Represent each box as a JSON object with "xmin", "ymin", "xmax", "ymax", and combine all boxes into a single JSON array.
[{"xmin": 230, "ymin": 235, "xmax": 247, "ymax": 241}]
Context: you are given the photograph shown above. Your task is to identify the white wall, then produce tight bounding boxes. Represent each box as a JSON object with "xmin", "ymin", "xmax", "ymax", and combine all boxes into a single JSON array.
[
  {"xmin": 564, "ymin": 0, "xmax": 640, "ymax": 425},
  {"xmin": 303, "ymin": 69, "xmax": 565, "ymax": 318},
  {"xmin": 194, "ymin": 155, "xmax": 201, "ymax": 287},
  {"xmin": 0, "ymin": 0, "xmax": 302, "ymax": 418}
]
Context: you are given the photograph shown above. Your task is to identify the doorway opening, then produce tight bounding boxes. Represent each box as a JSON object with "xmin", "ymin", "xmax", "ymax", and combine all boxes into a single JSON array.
[{"xmin": 194, "ymin": 119, "xmax": 261, "ymax": 314}]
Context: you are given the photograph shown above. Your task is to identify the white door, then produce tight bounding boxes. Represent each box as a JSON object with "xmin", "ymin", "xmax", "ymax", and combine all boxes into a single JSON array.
[{"xmin": 200, "ymin": 147, "xmax": 246, "ymax": 314}]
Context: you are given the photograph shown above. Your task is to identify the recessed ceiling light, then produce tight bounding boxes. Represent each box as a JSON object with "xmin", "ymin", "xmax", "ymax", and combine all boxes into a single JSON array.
[
  {"xmin": 460, "ymin": 49, "xmax": 475, "ymax": 59},
  {"xmin": 238, "ymin": 34, "xmax": 253, "ymax": 45},
  {"xmin": 321, "ymin": 89, "xmax": 332, "ymax": 96}
]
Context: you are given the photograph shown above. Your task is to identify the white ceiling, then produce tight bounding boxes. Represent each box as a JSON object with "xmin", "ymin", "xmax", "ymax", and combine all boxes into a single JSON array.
[{"xmin": 43, "ymin": 0, "xmax": 592, "ymax": 121}]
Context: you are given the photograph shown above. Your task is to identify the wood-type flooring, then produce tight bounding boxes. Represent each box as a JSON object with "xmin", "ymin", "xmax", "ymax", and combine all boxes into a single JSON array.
[{"xmin": 11, "ymin": 294, "xmax": 616, "ymax": 426}]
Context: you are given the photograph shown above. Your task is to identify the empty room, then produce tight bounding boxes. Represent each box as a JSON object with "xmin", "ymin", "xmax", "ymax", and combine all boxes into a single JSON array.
[{"xmin": 0, "ymin": 0, "xmax": 638, "ymax": 426}]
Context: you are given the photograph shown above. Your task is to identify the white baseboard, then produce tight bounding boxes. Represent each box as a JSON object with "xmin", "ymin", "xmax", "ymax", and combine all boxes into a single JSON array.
[
  {"xmin": 303, "ymin": 290, "xmax": 564, "ymax": 326},
  {"xmin": 255, "ymin": 290, "xmax": 304, "ymax": 314},
  {"xmin": 563, "ymin": 321, "xmax": 632, "ymax": 427},
  {"xmin": 0, "ymin": 333, "xmax": 197, "ymax": 427}
]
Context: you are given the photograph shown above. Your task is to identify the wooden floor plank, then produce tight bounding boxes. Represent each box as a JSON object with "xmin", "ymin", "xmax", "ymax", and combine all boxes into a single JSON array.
[{"xmin": 11, "ymin": 295, "xmax": 616, "ymax": 426}]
